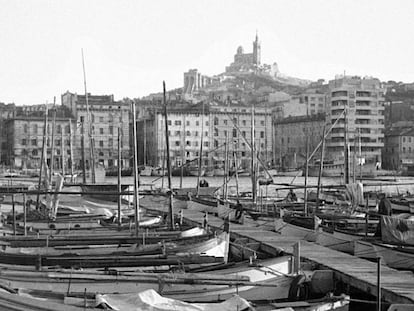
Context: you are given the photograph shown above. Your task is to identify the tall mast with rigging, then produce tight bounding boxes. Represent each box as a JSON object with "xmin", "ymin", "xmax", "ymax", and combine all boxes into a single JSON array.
[
  {"xmin": 163, "ymin": 82, "xmax": 174, "ymax": 230},
  {"xmin": 81, "ymin": 49, "xmax": 96, "ymax": 183},
  {"xmin": 196, "ymin": 102, "xmax": 205, "ymax": 196}
]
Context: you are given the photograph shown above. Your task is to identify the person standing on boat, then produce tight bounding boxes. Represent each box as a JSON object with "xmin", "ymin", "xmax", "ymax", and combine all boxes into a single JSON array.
[
  {"xmin": 375, "ymin": 193, "xmax": 392, "ymax": 237},
  {"xmin": 199, "ymin": 179, "xmax": 209, "ymax": 187},
  {"xmin": 378, "ymin": 193, "xmax": 392, "ymax": 216},
  {"xmin": 286, "ymin": 189, "xmax": 298, "ymax": 202},
  {"xmin": 234, "ymin": 200, "xmax": 244, "ymax": 224}
]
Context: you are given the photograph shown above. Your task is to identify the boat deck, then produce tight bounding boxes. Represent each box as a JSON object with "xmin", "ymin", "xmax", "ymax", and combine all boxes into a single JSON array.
[{"xmin": 177, "ymin": 208, "xmax": 414, "ymax": 304}]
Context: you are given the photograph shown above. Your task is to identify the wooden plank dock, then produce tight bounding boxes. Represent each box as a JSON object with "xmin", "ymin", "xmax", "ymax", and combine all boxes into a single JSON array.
[{"xmin": 178, "ymin": 208, "xmax": 414, "ymax": 304}]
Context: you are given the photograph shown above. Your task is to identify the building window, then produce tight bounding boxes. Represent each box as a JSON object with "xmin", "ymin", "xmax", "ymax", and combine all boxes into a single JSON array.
[
  {"xmin": 186, "ymin": 121, "xmax": 190, "ymax": 126},
  {"xmin": 65, "ymin": 125, "xmax": 70, "ymax": 134},
  {"xmin": 224, "ymin": 120, "xmax": 228, "ymax": 125},
  {"xmin": 56, "ymin": 139, "xmax": 61, "ymax": 146},
  {"xmin": 204, "ymin": 142, "xmax": 209, "ymax": 147},
  {"xmin": 205, "ymin": 121, "xmax": 209, "ymax": 126},
  {"xmin": 109, "ymin": 138, "xmax": 113, "ymax": 147},
  {"xmin": 214, "ymin": 117, "xmax": 218, "ymax": 125},
  {"xmin": 109, "ymin": 126, "xmax": 113, "ymax": 135},
  {"xmin": 233, "ymin": 118, "xmax": 237, "ymax": 125},
  {"xmin": 260, "ymin": 131, "xmax": 264, "ymax": 138},
  {"xmin": 214, "ymin": 128, "xmax": 218, "ymax": 136},
  {"xmin": 99, "ymin": 141, "xmax": 104, "ymax": 147},
  {"xmin": 168, "ymin": 120, "xmax": 172, "ymax": 126},
  {"xmin": 100, "ymin": 128, "xmax": 104, "ymax": 135},
  {"xmin": 99, "ymin": 152, "xmax": 104, "ymax": 157},
  {"xmin": 194, "ymin": 141, "xmax": 198, "ymax": 147},
  {"xmin": 175, "ymin": 141, "xmax": 180, "ymax": 146},
  {"xmin": 195, "ymin": 131, "xmax": 199, "ymax": 136},
  {"xmin": 168, "ymin": 130, "xmax": 171, "ymax": 136},
  {"xmin": 33, "ymin": 124, "xmax": 38, "ymax": 134},
  {"xmin": 24, "ymin": 124, "xmax": 28, "ymax": 133},
  {"xmin": 242, "ymin": 120, "xmax": 246, "ymax": 126},
  {"xmin": 242, "ymin": 131, "xmax": 246, "ymax": 137},
  {"xmin": 32, "ymin": 149, "xmax": 38, "ymax": 156},
  {"xmin": 22, "ymin": 139, "xmax": 27, "ymax": 145},
  {"xmin": 233, "ymin": 129, "xmax": 237, "ymax": 138},
  {"xmin": 403, "ymin": 137, "xmax": 406, "ymax": 143},
  {"xmin": 175, "ymin": 131, "xmax": 180, "ymax": 136},
  {"xmin": 99, "ymin": 117, "xmax": 104, "ymax": 122},
  {"xmin": 186, "ymin": 141, "xmax": 191, "ymax": 146},
  {"xmin": 31, "ymin": 139, "xmax": 37, "ymax": 146},
  {"xmin": 196, "ymin": 121, "xmax": 199, "ymax": 126},
  {"xmin": 57, "ymin": 125, "xmax": 61, "ymax": 134},
  {"xmin": 205, "ymin": 131, "xmax": 208, "ymax": 137},
  {"xmin": 186, "ymin": 131, "xmax": 191, "ymax": 136},
  {"xmin": 174, "ymin": 120, "xmax": 181, "ymax": 126},
  {"xmin": 260, "ymin": 121, "xmax": 265, "ymax": 126}
]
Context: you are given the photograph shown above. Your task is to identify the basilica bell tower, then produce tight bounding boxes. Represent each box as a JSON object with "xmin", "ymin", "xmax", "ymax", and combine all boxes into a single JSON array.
[{"xmin": 253, "ymin": 32, "xmax": 261, "ymax": 66}]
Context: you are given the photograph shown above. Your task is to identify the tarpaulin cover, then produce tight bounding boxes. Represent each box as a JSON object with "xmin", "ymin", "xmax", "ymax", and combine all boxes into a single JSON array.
[
  {"xmin": 381, "ymin": 215, "xmax": 414, "ymax": 246},
  {"xmin": 95, "ymin": 289, "xmax": 253, "ymax": 311},
  {"xmin": 345, "ymin": 182, "xmax": 364, "ymax": 207}
]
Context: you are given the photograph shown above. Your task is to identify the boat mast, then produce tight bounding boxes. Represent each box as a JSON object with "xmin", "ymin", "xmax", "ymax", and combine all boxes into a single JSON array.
[
  {"xmin": 82, "ymin": 49, "xmax": 96, "ymax": 183},
  {"xmin": 180, "ymin": 114, "xmax": 185, "ymax": 188},
  {"xmin": 251, "ymin": 105, "xmax": 257, "ymax": 208},
  {"xmin": 68, "ymin": 119, "xmax": 74, "ymax": 183},
  {"xmin": 117, "ymin": 126, "xmax": 122, "ymax": 231},
  {"xmin": 344, "ymin": 108, "xmax": 350, "ymax": 184},
  {"xmin": 264, "ymin": 101, "xmax": 268, "ymax": 167},
  {"xmin": 304, "ymin": 135, "xmax": 309, "ymax": 216},
  {"xmin": 80, "ymin": 118, "xmax": 86, "ymax": 184},
  {"xmin": 36, "ymin": 105, "xmax": 48, "ymax": 206},
  {"xmin": 131, "ymin": 101, "xmax": 140, "ymax": 237},
  {"xmin": 316, "ymin": 125, "xmax": 326, "ymax": 212},
  {"xmin": 163, "ymin": 81, "xmax": 174, "ymax": 230},
  {"xmin": 61, "ymin": 125, "xmax": 65, "ymax": 176},
  {"xmin": 49, "ymin": 97, "xmax": 56, "ymax": 184},
  {"xmin": 143, "ymin": 118, "xmax": 147, "ymax": 166},
  {"xmin": 196, "ymin": 102, "xmax": 205, "ymax": 196}
]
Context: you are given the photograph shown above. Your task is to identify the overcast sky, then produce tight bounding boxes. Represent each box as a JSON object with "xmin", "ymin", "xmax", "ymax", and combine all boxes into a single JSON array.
[{"xmin": 1, "ymin": 0, "xmax": 413, "ymax": 105}]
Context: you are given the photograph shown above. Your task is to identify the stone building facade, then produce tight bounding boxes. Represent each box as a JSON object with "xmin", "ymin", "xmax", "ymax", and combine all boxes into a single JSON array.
[
  {"xmin": 273, "ymin": 114, "xmax": 326, "ymax": 168},
  {"xmin": 3, "ymin": 106, "xmax": 76, "ymax": 170},
  {"xmin": 61, "ymin": 92, "xmax": 131, "ymax": 169},
  {"xmin": 137, "ymin": 101, "xmax": 273, "ymax": 172}
]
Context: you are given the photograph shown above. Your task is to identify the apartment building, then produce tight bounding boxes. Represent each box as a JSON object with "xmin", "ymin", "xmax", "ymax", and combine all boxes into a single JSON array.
[
  {"xmin": 61, "ymin": 92, "xmax": 131, "ymax": 169},
  {"xmin": 273, "ymin": 114, "xmax": 326, "ymax": 168},
  {"xmin": 137, "ymin": 101, "xmax": 273, "ymax": 171},
  {"xmin": 4, "ymin": 107, "xmax": 76, "ymax": 170},
  {"xmin": 137, "ymin": 102, "xmax": 210, "ymax": 168},
  {"xmin": 325, "ymin": 76, "xmax": 385, "ymax": 166}
]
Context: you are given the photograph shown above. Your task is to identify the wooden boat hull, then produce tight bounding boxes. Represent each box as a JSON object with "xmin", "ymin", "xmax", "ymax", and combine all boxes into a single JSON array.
[
  {"xmin": 372, "ymin": 243, "xmax": 414, "ymax": 271},
  {"xmin": 277, "ymin": 169, "xmax": 303, "ymax": 177},
  {"xmin": 81, "ymin": 184, "xmax": 129, "ymax": 202},
  {"xmin": 353, "ymin": 240, "xmax": 377, "ymax": 260},
  {"xmin": 0, "ymin": 232, "xmax": 229, "ymax": 268},
  {"xmin": 0, "ymin": 256, "xmax": 294, "ymax": 301},
  {"xmin": 315, "ymin": 228, "xmax": 361, "ymax": 254},
  {"xmin": 274, "ymin": 219, "xmax": 317, "ymax": 242}
]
